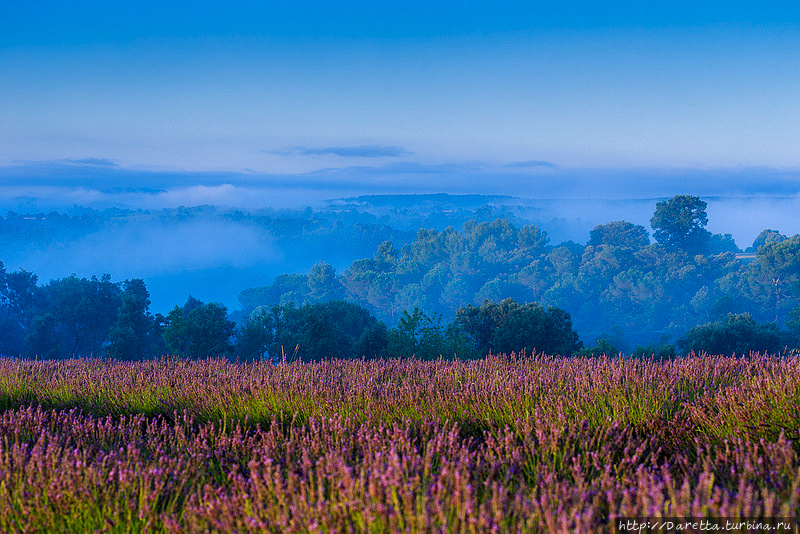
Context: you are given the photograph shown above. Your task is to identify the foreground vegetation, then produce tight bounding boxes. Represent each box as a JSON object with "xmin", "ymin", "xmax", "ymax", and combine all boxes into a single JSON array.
[{"xmin": 0, "ymin": 354, "xmax": 799, "ymax": 532}]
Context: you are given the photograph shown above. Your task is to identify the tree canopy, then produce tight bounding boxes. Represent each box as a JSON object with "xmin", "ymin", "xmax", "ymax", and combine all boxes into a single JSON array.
[
  {"xmin": 455, "ymin": 299, "xmax": 582, "ymax": 356},
  {"xmin": 236, "ymin": 300, "xmax": 388, "ymax": 362},
  {"xmin": 650, "ymin": 195, "xmax": 710, "ymax": 253},
  {"xmin": 680, "ymin": 313, "xmax": 793, "ymax": 356},
  {"xmin": 589, "ymin": 221, "xmax": 650, "ymax": 250},
  {"xmin": 237, "ymin": 197, "xmax": 799, "ymax": 351},
  {"xmin": 163, "ymin": 297, "xmax": 235, "ymax": 359}
]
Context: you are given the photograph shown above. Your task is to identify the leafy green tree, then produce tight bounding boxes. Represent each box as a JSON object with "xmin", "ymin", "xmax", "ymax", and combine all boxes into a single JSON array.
[
  {"xmin": 787, "ymin": 306, "xmax": 800, "ymax": 348},
  {"xmin": 749, "ymin": 229, "xmax": 787, "ymax": 253},
  {"xmin": 448, "ymin": 250, "xmax": 483, "ymax": 277},
  {"xmin": 410, "ymin": 228, "xmax": 448, "ymax": 266},
  {"xmin": 355, "ymin": 321, "xmax": 390, "ymax": 358},
  {"xmin": 440, "ymin": 276, "xmax": 472, "ymax": 309},
  {"xmin": 650, "ymin": 195, "xmax": 710, "ymax": 253},
  {"xmin": 0, "ymin": 264, "xmax": 36, "ymax": 314},
  {"xmin": 386, "ymin": 307, "xmax": 472, "ymax": 359},
  {"xmin": 232, "ymin": 209, "xmax": 793, "ymax": 350},
  {"xmin": 235, "ymin": 303, "xmax": 301, "ymax": 361},
  {"xmin": 342, "ymin": 259, "xmax": 399, "ymax": 311},
  {"xmin": 706, "ymin": 233, "xmax": 739, "ymax": 254},
  {"xmin": 474, "ymin": 277, "xmax": 532, "ymax": 304},
  {"xmin": 235, "ymin": 306, "xmax": 275, "ymax": 361},
  {"xmin": 516, "ymin": 260, "xmax": 554, "ymax": 301},
  {"xmin": 30, "ymin": 274, "xmax": 122, "ymax": 356},
  {"xmin": 307, "ymin": 263, "xmax": 344, "ymax": 302},
  {"xmin": 106, "ymin": 279, "xmax": 164, "ymax": 360},
  {"xmin": 455, "ymin": 299, "xmax": 582, "ymax": 356},
  {"xmin": 518, "ymin": 224, "xmax": 550, "ymax": 252},
  {"xmin": 374, "ymin": 241, "xmax": 398, "ymax": 263},
  {"xmin": 755, "ymin": 235, "xmax": 800, "ymax": 322},
  {"xmin": 164, "ymin": 297, "xmax": 235, "ymax": 358},
  {"xmin": 0, "ymin": 262, "xmax": 38, "ymax": 355},
  {"xmin": 576, "ymin": 245, "xmax": 631, "ymax": 299},
  {"xmin": 237, "ymin": 273, "xmax": 310, "ymax": 316},
  {"xmin": 758, "ymin": 235, "xmax": 800, "ymax": 278},
  {"xmin": 25, "ymin": 313, "xmax": 59, "ymax": 358},
  {"xmin": 547, "ymin": 242, "xmax": 583, "ymax": 275},
  {"xmin": 236, "ymin": 300, "xmax": 388, "ymax": 361},
  {"xmin": 387, "ymin": 307, "xmax": 439, "ymax": 359},
  {"xmin": 589, "ymin": 221, "xmax": 649, "ymax": 249},
  {"xmin": 680, "ymin": 313, "xmax": 792, "ymax": 355},
  {"xmin": 293, "ymin": 301, "xmax": 375, "ymax": 360},
  {"xmin": 442, "ymin": 322, "xmax": 480, "ymax": 359}
]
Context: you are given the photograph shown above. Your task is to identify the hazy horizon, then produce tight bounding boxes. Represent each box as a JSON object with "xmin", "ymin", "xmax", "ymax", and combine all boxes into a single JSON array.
[{"xmin": 0, "ymin": 158, "xmax": 797, "ymax": 248}]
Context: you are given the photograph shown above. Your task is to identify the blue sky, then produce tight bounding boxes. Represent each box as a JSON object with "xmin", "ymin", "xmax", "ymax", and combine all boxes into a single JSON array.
[{"xmin": 1, "ymin": 1, "xmax": 800, "ymax": 196}]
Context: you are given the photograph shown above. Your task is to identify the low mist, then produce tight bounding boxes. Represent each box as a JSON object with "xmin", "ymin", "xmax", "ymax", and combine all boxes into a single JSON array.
[
  {"xmin": 0, "ymin": 159, "xmax": 798, "ymax": 314},
  {"xmin": 3, "ymin": 219, "xmax": 283, "ymax": 312}
]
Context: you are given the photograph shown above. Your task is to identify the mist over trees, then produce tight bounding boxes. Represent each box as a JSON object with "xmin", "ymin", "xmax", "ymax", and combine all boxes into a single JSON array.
[
  {"xmin": 239, "ymin": 195, "xmax": 799, "ymax": 352},
  {"xmin": 0, "ymin": 199, "xmax": 534, "ymax": 312},
  {"xmin": 0, "ymin": 194, "xmax": 797, "ymax": 359}
]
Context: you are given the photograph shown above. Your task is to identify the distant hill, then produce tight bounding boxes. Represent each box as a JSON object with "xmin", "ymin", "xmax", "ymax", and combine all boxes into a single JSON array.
[{"xmin": 331, "ymin": 193, "xmax": 517, "ymax": 209}]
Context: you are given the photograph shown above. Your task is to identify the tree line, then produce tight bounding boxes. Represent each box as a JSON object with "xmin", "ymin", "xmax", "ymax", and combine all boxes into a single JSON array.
[
  {"xmin": 239, "ymin": 195, "xmax": 800, "ymax": 351},
  {"xmin": 0, "ymin": 265, "xmax": 585, "ymax": 360},
  {"xmin": 0, "ymin": 261, "xmax": 795, "ymax": 360},
  {"xmin": 235, "ymin": 299, "xmax": 583, "ymax": 361},
  {"xmin": 0, "ymin": 195, "xmax": 798, "ymax": 359}
]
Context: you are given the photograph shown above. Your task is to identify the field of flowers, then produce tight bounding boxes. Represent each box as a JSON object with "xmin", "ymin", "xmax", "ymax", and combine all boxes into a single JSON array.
[{"xmin": 0, "ymin": 354, "xmax": 798, "ymax": 532}]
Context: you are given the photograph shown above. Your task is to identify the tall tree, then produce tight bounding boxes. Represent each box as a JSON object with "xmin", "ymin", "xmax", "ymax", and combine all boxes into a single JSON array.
[
  {"xmin": 164, "ymin": 297, "xmax": 235, "ymax": 358},
  {"xmin": 749, "ymin": 229, "xmax": 787, "ymax": 253},
  {"xmin": 0, "ymin": 262, "xmax": 38, "ymax": 355},
  {"xmin": 106, "ymin": 279, "xmax": 163, "ymax": 360},
  {"xmin": 30, "ymin": 274, "xmax": 122, "ymax": 357},
  {"xmin": 756, "ymin": 235, "xmax": 800, "ymax": 322},
  {"xmin": 650, "ymin": 195, "xmax": 710, "ymax": 253},
  {"xmin": 307, "ymin": 263, "xmax": 344, "ymax": 302}
]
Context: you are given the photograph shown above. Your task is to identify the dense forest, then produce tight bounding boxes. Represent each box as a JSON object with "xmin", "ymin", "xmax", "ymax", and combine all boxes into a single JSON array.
[
  {"xmin": 240, "ymin": 195, "xmax": 800, "ymax": 350},
  {"xmin": 0, "ymin": 195, "xmax": 798, "ymax": 360},
  {"xmin": 0, "ymin": 196, "xmax": 535, "ymax": 312}
]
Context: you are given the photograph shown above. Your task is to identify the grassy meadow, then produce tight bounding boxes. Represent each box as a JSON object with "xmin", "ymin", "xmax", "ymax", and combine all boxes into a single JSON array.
[{"xmin": 0, "ymin": 354, "xmax": 798, "ymax": 532}]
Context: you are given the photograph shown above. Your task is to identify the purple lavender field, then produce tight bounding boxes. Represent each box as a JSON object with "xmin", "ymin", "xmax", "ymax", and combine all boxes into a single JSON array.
[{"xmin": 0, "ymin": 354, "xmax": 798, "ymax": 532}]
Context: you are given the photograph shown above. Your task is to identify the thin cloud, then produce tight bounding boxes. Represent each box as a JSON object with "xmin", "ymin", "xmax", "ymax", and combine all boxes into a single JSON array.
[
  {"xmin": 66, "ymin": 157, "xmax": 118, "ymax": 167},
  {"xmin": 271, "ymin": 145, "xmax": 410, "ymax": 158},
  {"xmin": 1, "ymin": 160, "xmax": 799, "ymax": 204},
  {"xmin": 12, "ymin": 158, "xmax": 119, "ymax": 169},
  {"xmin": 507, "ymin": 160, "xmax": 558, "ymax": 169},
  {"xmin": 309, "ymin": 161, "xmax": 486, "ymax": 176}
]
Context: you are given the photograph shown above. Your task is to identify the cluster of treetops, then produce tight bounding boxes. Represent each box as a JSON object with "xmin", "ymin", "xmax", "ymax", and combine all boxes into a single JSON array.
[{"xmin": 0, "ymin": 195, "xmax": 798, "ymax": 360}]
